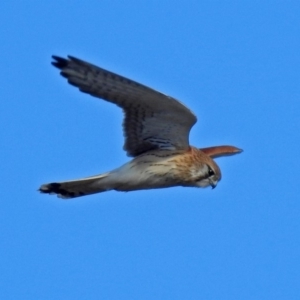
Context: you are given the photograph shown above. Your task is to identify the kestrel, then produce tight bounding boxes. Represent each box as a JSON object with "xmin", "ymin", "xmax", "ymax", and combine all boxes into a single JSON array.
[{"xmin": 39, "ymin": 55, "xmax": 242, "ymax": 199}]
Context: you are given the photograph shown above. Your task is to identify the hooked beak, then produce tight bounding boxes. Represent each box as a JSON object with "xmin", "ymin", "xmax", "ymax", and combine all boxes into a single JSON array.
[{"xmin": 209, "ymin": 179, "xmax": 217, "ymax": 189}]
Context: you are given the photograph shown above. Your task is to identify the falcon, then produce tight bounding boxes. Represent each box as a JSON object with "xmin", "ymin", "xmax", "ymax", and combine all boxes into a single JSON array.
[{"xmin": 39, "ymin": 55, "xmax": 242, "ymax": 199}]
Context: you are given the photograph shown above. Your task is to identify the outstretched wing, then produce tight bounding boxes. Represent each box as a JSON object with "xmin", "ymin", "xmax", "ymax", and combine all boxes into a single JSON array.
[{"xmin": 52, "ymin": 55, "xmax": 197, "ymax": 157}]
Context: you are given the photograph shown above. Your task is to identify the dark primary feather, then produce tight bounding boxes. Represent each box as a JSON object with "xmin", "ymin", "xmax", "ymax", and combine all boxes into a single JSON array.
[{"xmin": 52, "ymin": 55, "xmax": 197, "ymax": 156}]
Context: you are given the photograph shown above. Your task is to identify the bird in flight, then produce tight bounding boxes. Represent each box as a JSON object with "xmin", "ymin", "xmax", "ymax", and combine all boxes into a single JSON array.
[{"xmin": 39, "ymin": 55, "xmax": 242, "ymax": 199}]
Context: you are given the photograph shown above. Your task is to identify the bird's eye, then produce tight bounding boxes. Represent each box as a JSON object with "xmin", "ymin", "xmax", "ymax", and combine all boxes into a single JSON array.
[{"xmin": 208, "ymin": 167, "xmax": 215, "ymax": 177}]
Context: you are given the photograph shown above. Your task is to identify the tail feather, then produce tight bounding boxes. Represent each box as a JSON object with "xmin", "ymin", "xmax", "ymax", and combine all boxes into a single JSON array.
[{"xmin": 39, "ymin": 173, "xmax": 110, "ymax": 199}]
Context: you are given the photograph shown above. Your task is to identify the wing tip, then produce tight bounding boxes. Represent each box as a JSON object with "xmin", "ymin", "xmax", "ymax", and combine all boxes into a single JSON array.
[
  {"xmin": 51, "ymin": 55, "xmax": 68, "ymax": 69},
  {"xmin": 51, "ymin": 55, "xmax": 89, "ymax": 77},
  {"xmin": 200, "ymin": 145, "xmax": 243, "ymax": 158}
]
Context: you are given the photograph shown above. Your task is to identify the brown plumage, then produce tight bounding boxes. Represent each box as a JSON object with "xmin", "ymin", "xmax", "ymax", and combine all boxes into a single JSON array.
[{"xmin": 39, "ymin": 55, "xmax": 242, "ymax": 199}]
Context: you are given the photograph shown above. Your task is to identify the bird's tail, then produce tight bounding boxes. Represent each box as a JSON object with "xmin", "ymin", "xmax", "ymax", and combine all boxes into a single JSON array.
[{"xmin": 39, "ymin": 172, "xmax": 112, "ymax": 199}]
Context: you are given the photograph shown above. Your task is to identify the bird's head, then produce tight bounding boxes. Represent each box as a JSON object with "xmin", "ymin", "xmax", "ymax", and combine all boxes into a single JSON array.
[
  {"xmin": 193, "ymin": 156, "xmax": 221, "ymax": 189},
  {"xmin": 193, "ymin": 145, "xmax": 242, "ymax": 189}
]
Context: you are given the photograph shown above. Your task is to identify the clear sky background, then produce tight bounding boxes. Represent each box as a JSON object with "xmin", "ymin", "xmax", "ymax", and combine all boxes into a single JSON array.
[{"xmin": 1, "ymin": 1, "xmax": 300, "ymax": 299}]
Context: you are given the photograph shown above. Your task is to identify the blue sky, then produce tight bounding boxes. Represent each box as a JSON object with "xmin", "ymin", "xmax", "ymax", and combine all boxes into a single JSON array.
[{"xmin": 1, "ymin": 1, "xmax": 300, "ymax": 299}]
